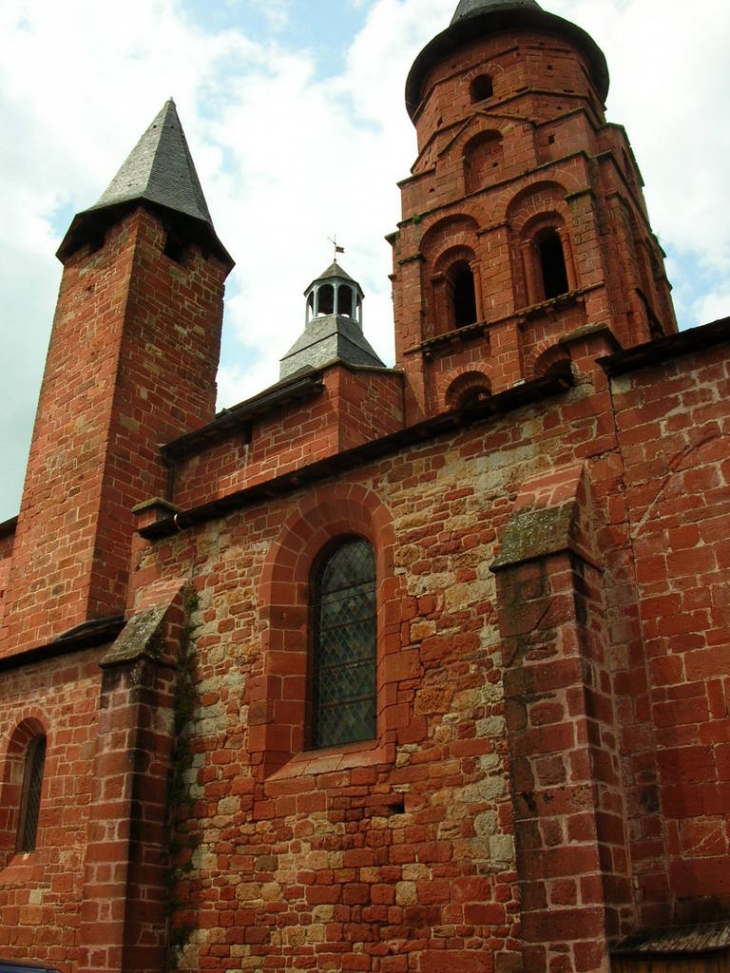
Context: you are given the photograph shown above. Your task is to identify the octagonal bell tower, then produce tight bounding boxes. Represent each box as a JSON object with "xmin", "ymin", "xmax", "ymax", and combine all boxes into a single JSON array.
[{"xmin": 390, "ymin": 0, "xmax": 677, "ymax": 423}]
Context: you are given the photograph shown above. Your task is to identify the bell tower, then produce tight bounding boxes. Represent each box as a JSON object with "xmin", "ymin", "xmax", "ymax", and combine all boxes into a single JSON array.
[
  {"xmin": 0, "ymin": 100, "xmax": 234, "ymax": 656},
  {"xmin": 391, "ymin": 0, "xmax": 677, "ymax": 422}
]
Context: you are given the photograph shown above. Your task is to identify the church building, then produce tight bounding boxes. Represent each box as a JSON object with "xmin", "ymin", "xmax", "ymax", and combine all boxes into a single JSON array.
[{"xmin": 1, "ymin": 1, "xmax": 729, "ymax": 971}]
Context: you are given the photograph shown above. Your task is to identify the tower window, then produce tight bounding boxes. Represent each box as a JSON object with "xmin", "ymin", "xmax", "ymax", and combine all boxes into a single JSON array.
[
  {"xmin": 536, "ymin": 230, "xmax": 569, "ymax": 299},
  {"xmin": 452, "ymin": 264, "xmax": 478, "ymax": 328},
  {"xmin": 17, "ymin": 735, "xmax": 46, "ymax": 853},
  {"xmin": 311, "ymin": 538, "xmax": 377, "ymax": 749},
  {"xmin": 470, "ymin": 75, "xmax": 493, "ymax": 103}
]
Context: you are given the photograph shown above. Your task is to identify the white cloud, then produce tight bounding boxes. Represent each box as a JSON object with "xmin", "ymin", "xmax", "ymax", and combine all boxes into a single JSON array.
[
  {"xmin": 0, "ymin": 0, "xmax": 729, "ymax": 522},
  {"xmin": 550, "ymin": 0, "xmax": 730, "ymax": 290}
]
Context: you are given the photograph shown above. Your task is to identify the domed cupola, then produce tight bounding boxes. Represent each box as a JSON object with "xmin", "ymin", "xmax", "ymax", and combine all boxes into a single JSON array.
[
  {"xmin": 280, "ymin": 260, "xmax": 384, "ymax": 379},
  {"xmin": 406, "ymin": 0, "xmax": 608, "ymax": 119}
]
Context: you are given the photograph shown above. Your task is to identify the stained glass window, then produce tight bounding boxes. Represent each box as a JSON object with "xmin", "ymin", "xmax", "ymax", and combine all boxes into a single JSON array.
[
  {"xmin": 18, "ymin": 735, "xmax": 46, "ymax": 853},
  {"xmin": 311, "ymin": 538, "xmax": 377, "ymax": 749}
]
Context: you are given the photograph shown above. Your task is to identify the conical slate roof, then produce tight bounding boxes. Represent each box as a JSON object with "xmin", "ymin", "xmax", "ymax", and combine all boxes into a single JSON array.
[
  {"xmin": 57, "ymin": 100, "xmax": 232, "ymax": 266},
  {"xmin": 406, "ymin": 0, "xmax": 608, "ymax": 118},
  {"xmin": 305, "ymin": 261, "xmax": 363, "ymax": 297},
  {"xmin": 93, "ymin": 99, "xmax": 212, "ymax": 225}
]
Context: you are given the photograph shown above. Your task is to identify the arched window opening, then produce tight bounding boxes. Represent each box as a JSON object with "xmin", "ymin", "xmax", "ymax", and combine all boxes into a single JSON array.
[
  {"xmin": 470, "ymin": 75, "xmax": 493, "ymax": 103},
  {"xmin": 311, "ymin": 538, "xmax": 377, "ymax": 749},
  {"xmin": 317, "ymin": 284, "xmax": 335, "ymax": 315},
  {"xmin": 452, "ymin": 264, "xmax": 478, "ymax": 328},
  {"xmin": 337, "ymin": 284, "xmax": 354, "ymax": 317},
  {"xmin": 445, "ymin": 372, "xmax": 492, "ymax": 413},
  {"xmin": 537, "ymin": 230, "xmax": 569, "ymax": 299},
  {"xmin": 17, "ymin": 735, "xmax": 46, "ymax": 853}
]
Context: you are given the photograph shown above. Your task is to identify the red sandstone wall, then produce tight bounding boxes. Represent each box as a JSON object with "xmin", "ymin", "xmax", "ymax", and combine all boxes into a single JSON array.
[
  {"xmin": 0, "ymin": 208, "xmax": 228, "ymax": 656},
  {"xmin": 0, "ymin": 648, "xmax": 103, "ymax": 970},
  {"xmin": 2, "ymin": 325, "xmax": 729, "ymax": 972},
  {"xmin": 172, "ymin": 365, "xmax": 403, "ymax": 510},
  {"xmin": 126, "ymin": 330, "xmax": 730, "ymax": 972},
  {"xmin": 392, "ymin": 31, "xmax": 675, "ymax": 425},
  {"xmin": 612, "ymin": 337, "xmax": 730, "ymax": 923},
  {"xmin": 0, "ymin": 522, "xmax": 15, "ymax": 611},
  {"xmin": 131, "ymin": 334, "xmax": 629, "ymax": 973}
]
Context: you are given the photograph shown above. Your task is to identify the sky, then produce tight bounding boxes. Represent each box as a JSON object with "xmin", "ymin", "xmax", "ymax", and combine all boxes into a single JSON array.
[{"xmin": 1, "ymin": 0, "xmax": 729, "ymax": 522}]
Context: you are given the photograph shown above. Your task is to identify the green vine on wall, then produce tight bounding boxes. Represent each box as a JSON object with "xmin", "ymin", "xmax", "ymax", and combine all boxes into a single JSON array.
[{"xmin": 165, "ymin": 584, "xmax": 201, "ymax": 972}]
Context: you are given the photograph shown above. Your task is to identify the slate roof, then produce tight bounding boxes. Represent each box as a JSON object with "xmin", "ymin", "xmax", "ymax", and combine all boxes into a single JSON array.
[
  {"xmin": 93, "ymin": 99, "xmax": 213, "ymax": 225},
  {"xmin": 452, "ymin": 0, "xmax": 540, "ymax": 23},
  {"xmin": 280, "ymin": 314, "xmax": 384, "ymax": 378},
  {"xmin": 57, "ymin": 100, "xmax": 232, "ymax": 267},
  {"xmin": 305, "ymin": 261, "xmax": 364, "ymax": 297},
  {"xmin": 613, "ymin": 922, "xmax": 730, "ymax": 957}
]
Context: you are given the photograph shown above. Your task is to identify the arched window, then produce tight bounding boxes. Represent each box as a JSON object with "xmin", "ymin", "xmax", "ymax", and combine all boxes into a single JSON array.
[
  {"xmin": 17, "ymin": 734, "xmax": 46, "ymax": 853},
  {"xmin": 317, "ymin": 283, "xmax": 335, "ymax": 315},
  {"xmin": 470, "ymin": 75, "xmax": 493, "ymax": 103},
  {"xmin": 452, "ymin": 263, "xmax": 478, "ymax": 328},
  {"xmin": 311, "ymin": 538, "xmax": 377, "ymax": 749},
  {"xmin": 536, "ymin": 229, "xmax": 569, "ymax": 299}
]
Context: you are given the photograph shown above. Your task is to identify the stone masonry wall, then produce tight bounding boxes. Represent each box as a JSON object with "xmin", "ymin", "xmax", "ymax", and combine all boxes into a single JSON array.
[
  {"xmin": 127, "ymin": 329, "xmax": 730, "ymax": 972},
  {"xmin": 611, "ymin": 334, "xmax": 730, "ymax": 925},
  {"xmin": 132, "ymin": 342, "xmax": 633, "ymax": 973},
  {"xmin": 0, "ymin": 647, "xmax": 104, "ymax": 968},
  {"xmin": 0, "ymin": 207, "xmax": 229, "ymax": 657},
  {"xmin": 171, "ymin": 365, "xmax": 404, "ymax": 511}
]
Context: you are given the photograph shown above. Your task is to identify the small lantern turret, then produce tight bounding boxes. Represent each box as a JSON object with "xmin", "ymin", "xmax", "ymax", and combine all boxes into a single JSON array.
[
  {"xmin": 305, "ymin": 262, "xmax": 364, "ymax": 327},
  {"xmin": 280, "ymin": 260, "xmax": 383, "ymax": 378}
]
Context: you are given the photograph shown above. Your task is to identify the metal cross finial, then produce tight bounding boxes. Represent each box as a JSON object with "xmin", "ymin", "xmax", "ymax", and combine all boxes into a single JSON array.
[{"xmin": 328, "ymin": 236, "xmax": 345, "ymax": 262}]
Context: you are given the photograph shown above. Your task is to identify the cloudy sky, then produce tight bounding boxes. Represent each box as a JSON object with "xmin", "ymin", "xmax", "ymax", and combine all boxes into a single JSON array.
[{"xmin": 1, "ymin": 0, "xmax": 729, "ymax": 522}]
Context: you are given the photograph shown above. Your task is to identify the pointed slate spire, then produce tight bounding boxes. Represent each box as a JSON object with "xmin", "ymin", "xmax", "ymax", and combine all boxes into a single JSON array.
[
  {"xmin": 58, "ymin": 100, "xmax": 232, "ymax": 266},
  {"xmin": 94, "ymin": 99, "xmax": 213, "ymax": 225},
  {"xmin": 406, "ymin": 0, "xmax": 608, "ymax": 118}
]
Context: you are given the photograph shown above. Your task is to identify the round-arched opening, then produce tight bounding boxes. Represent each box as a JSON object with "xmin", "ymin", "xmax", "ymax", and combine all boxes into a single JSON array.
[
  {"xmin": 535, "ymin": 228, "xmax": 569, "ymax": 300},
  {"xmin": 451, "ymin": 263, "xmax": 478, "ymax": 328},
  {"xmin": 445, "ymin": 371, "xmax": 492, "ymax": 413},
  {"xmin": 306, "ymin": 281, "xmax": 362, "ymax": 324},
  {"xmin": 337, "ymin": 284, "xmax": 354, "ymax": 317},
  {"xmin": 318, "ymin": 283, "xmax": 335, "ymax": 316}
]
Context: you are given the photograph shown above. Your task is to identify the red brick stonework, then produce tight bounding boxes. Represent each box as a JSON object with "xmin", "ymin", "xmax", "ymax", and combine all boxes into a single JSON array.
[{"xmin": 0, "ymin": 4, "xmax": 728, "ymax": 973}]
